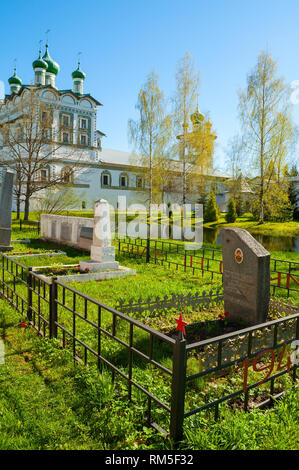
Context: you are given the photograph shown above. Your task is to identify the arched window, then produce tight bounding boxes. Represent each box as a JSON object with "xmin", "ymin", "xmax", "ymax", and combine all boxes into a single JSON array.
[
  {"xmin": 119, "ymin": 173, "xmax": 128, "ymax": 188},
  {"xmin": 61, "ymin": 166, "xmax": 74, "ymax": 184},
  {"xmin": 101, "ymin": 171, "xmax": 111, "ymax": 187}
]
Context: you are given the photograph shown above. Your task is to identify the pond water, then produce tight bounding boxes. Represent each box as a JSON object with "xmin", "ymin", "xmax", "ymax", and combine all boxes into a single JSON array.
[{"xmin": 203, "ymin": 227, "xmax": 299, "ymax": 253}]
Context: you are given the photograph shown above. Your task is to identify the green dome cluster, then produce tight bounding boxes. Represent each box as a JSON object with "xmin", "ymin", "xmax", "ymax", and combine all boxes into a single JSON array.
[
  {"xmin": 42, "ymin": 44, "xmax": 60, "ymax": 75},
  {"xmin": 8, "ymin": 68, "xmax": 22, "ymax": 86}
]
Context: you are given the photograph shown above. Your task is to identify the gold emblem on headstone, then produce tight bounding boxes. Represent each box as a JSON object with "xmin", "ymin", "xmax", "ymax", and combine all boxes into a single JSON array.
[{"xmin": 235, "ymin": 248, "xmax": 244, "ymax": 264}]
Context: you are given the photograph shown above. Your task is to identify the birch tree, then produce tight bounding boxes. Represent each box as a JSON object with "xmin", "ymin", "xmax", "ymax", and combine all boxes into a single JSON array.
[
  {"xmin": 239, "ymin": 51, "xmax": 296, "ymax": 223},
  {"xmin": 173, "ymin": 52, "xmax": 215, "ymax": 204},
  {"xmin": 128, "ymin": 70, "xmax": 172, "ymax": 207}
]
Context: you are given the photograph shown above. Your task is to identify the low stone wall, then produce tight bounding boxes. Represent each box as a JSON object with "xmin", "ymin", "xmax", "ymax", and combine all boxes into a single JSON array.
[{"xmin": 40, "ymin": 214, "xmax": 94, "ymax": 249}]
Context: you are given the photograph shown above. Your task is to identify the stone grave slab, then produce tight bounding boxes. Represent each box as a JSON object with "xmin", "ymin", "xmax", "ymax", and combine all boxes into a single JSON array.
[{"xmin": 222, "ymin": 227, "xmax": 270, "ymax": 326}]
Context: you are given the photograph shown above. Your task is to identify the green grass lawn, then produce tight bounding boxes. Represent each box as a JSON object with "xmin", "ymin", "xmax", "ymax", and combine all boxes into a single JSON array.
[{"xmin": 204, "ymin": 213, "xmax": 299, "ymax": 237}]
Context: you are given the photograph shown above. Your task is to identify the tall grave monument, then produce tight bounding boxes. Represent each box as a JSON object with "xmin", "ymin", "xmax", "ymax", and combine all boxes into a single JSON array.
[
  {"xmin": 0, "ymin": 169, "xmax": 14, "ymax": 252},
  {"xmin": 222, "ymin": 227, "xmax": 270, "ymax": 325},
  {"xmin": 79, "ymin": 199, "xmax": 135, "ymax": 279},
  {"xmin": 80, "ymin": 199, "xmax": 119, "ymax": 272}
]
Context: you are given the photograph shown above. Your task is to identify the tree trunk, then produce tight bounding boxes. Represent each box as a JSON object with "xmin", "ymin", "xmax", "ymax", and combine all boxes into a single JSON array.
[
  {"xmin": 258, "ymin": 181, "xmax": 264, "ymax": 224},
  {"xmin": 16, "ymin": 196, "xmax": 20, "ymax": 220},
  {"xmin": 182, "ymin": 141, "xmax": 186, "ymax": 206},
  {"xmin": 24, "ymin": 184, "xmax": 31, "ymax": 221},
  {"xmin": 259, "ymin": 81, "xmax": 265, "ymax": 225}
]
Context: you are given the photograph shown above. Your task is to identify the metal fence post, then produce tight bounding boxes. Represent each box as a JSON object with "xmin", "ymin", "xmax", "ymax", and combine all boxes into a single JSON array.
[
  {"xmin": 146, "ymin": 237, "xmax": 150, "ymax": 263},
  {"xmin": 27, "ymin": 268, "xmax": 32, "ymax": 321},
  {"xmin": 49, "ymin": 277, "xmax": 58, "ymax": 339},
  {"xmin": 170, "ymin": 335, "xmax": 187, "ymax": 442}
]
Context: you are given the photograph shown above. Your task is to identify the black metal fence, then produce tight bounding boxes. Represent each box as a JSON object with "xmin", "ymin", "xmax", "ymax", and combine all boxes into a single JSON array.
[
  {"xmin": 18, "ymin": 219, "xmax": 41, "ymax": 234},
  {"xmin": 0, "ymin": 252, "xmax": 175, "ymax": 437},
  {"xmin": 184, "ymin": 314, "xmax": 299, "ymax": 425},
  {"xmin": 114, "ymin": 237, "xmax": 299, "ymax": 297},
  {"xmin": 0, "ymin": 251, "xmax": 298, "ymax": 441},
  {"xmin": 116, "ymin": 289, "xmax": 223, "ymax": 316}
]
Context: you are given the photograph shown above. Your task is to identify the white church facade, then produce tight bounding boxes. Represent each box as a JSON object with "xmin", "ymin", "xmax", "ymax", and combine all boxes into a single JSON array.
[{"xmin": 0, "ymin": 44, "xmax": 231, "ymax": 213}]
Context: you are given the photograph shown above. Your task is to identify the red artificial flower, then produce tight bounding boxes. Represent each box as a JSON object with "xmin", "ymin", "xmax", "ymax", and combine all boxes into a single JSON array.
[
  {"xmin": 218, "ymin": 314, "xmax": 224, "ymax": 320},
  {"xmin": 19, "ymin": 321, "xmax": 27, "ymax": 328},
  {"xmin": 84, "ymin": 267, "xmax": 89, "ymax": 272},
  {"xmin": 224, "ymin": 312, "xmax": 229, "ymax": 317},
  {"xmin": 28, "ymin": 251, "xmax": 32, "ymax": 254},
  {"xmin": 175, "ymin": 312, "xmax": 188, "ymax": 336}
]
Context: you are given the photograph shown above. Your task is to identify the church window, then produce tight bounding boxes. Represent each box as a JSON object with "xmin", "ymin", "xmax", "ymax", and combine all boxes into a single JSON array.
[
  {"xmin": 136, "ymin": 176, "xmax": 143, "ymax": 188},
  {"xmin": 80, "ymin": 134, "xmax": 87, "ymax": 145},
  {"xmin": 39, "ymin": 168, "xmax": 48, "ymax": 182},
  {"xmin": 61, "ymin": 167, "xmax": 73, "ymax": 183},
  {"xmin": 62, "ymin": 114, "xmax": 70, "ymax": 127},
  {"xmin": 102, "ymin": 172, "xmax": 111, "ymax": 187},
  {"xmin": 80, "ymin": 118, "xmax": 88, "ymax": 129},
  {"xmin": 119, "ymin": 173, "xmax": 128, "ymax": 188},
  {"xmin": 63, "ymin": 132, "xmax": 69, "ymax": 143}
]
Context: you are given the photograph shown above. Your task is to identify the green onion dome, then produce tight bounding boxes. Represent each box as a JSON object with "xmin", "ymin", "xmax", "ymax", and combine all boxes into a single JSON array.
[
  {"xmin": 8, "ymin": 68, "xmax": 22, "ymax": 86},
  {"xmin": 72, "ymin": 62, "xmax": 86, "ymax": 80},
  {"xmin": 33, "ymin": 50, "xmax": 48, "ymax": 70},
  {"xmin": 43, "ymin": 44, "xmax": 59, "ymax": 75}
]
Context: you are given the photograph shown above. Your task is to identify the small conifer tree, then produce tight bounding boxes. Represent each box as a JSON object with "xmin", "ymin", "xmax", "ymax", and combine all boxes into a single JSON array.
[
  {"xmin": 225, "ymin": 197, "xmax": 237, "ymax": 223},
  {"xmin": 204, "ymin": 190, "xmax": 219, "ymax": 222}
]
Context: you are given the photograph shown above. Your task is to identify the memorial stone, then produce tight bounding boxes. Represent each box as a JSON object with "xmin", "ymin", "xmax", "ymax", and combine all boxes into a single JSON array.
[
  {"xmin": 0, "ymin": 169, "xmax": 14, "ymax": 251},
  {"xmin": 222, "ymin": 227, "xmax": 270, "ymax": 326},
  {"xmin": 80, "ymin": 199, "xmax": 119, "ymax": 272}
]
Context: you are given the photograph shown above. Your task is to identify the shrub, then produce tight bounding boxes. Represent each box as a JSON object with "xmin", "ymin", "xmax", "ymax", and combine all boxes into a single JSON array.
[
  {"xmin": 204, "ymin": 191, "xmax": 219, "ymax": 222},
  {"xmin": 225, "ymin": 198, "xmax": 237, "ymax": 223}
]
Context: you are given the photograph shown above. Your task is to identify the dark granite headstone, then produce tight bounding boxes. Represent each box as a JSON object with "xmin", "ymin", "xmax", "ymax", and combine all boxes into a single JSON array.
[
  {"xmin": 0, "ymin": 169, "xmax": 14, "ymax": 251},
  {"xmin": 222, "ymin": 227, "xmax": 270, "ymax": 326}
]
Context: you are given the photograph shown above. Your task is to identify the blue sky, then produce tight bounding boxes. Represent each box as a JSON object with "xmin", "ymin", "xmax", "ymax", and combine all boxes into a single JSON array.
[{"xmin": 1, "ymin": 0, "xmax": 299, "ymax": 170}]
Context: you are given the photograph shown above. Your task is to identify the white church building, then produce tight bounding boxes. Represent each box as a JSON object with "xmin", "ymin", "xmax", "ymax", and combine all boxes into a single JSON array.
[{"xmin": 0, "ymin": 43, "xmax": 231, "ymax": 213}]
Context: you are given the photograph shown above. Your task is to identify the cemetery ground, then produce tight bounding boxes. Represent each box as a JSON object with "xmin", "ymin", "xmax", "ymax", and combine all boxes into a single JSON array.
[{"xmin": 0, "ymin": 227, "xmax": 298, "ymax": 449}]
